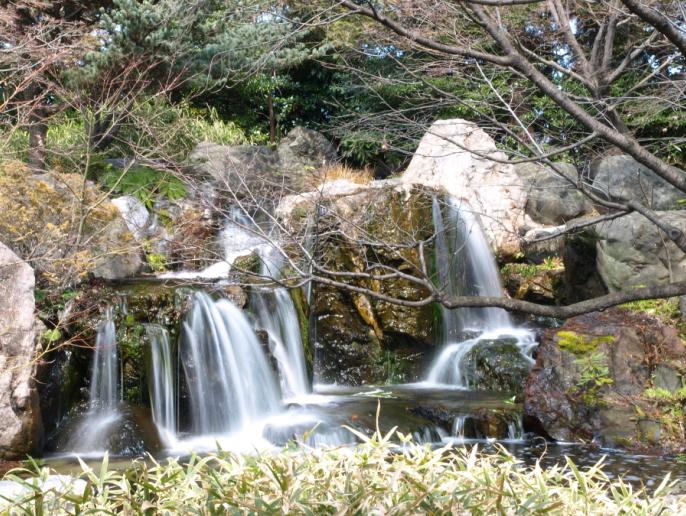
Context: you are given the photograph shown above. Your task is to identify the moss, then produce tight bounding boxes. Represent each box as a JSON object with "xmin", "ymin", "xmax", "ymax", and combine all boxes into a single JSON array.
[{"xmin": 557, "ymin": 331, "xmax": 614, "ymax": 355}]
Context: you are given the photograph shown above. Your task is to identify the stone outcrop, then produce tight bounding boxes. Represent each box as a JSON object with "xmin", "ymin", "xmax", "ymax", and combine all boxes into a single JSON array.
[
  {"xmin": 525, "ymin": 308, "xmax": 686, "ymax": 450},
  {"xmin": 514, "ymin": 162, "xmax": 593, "ymax": 225},
  {"xmin": 0, "ymin": 242, "xmax": 42, "ymax": 458},
  {"xmin": 595, "ymin": 211, "xmax": 686, "ymax": 290},
  {"xmin": 0, "ymin": 164, "xmax": 142, "ymax": 282},
  {"xmin": 592, "ymin": 155, "xmax": 685, "ymax": 210},
  {"xmin": 401, "ymin": 119, "xmax": 528, "ymax": 257},
  {"xmin": 279, "ymin": 180, "xmax": 436, "ymax": 385},
  {"xmin": 189, "ymin": 126, "xmax": 337, "ymax": 200}
]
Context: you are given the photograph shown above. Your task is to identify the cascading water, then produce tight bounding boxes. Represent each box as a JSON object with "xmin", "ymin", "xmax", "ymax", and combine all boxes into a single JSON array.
[
  {"xmin": 251, "ymin": 288, "xmax": 309, "ymax": 399},
  {"xmin": 145, "ymin": 324, "xmax": 177, "ymax": 445},
  {"xmin": 426, "ymin": 197, "xmax": 535, "ymax": 387},
  {"xmin": 68, "ymin": 307, "xmax": 121, "ymax": 454},
  {"xmin": 180, "ymin": 292, "xmax": 281, "ymax": 435}
]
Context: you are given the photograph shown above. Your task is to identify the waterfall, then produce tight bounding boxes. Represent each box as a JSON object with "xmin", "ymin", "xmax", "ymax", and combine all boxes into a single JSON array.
[
  {"xmin": 89, "ymin": 307, "xmax": 119, "ymax": 410},
  {"xmin": 431, "ymin": 196, "xmax": 510, "ymax": 334},
  {"xmin": 427, "ymin": 196, "xmax": 534, "ymax": 387},
  {"xmin": 146, "ymin": 324, "xmax": 177, "ymax": 445},
  {"xmin": 180, "ymin": 292, "xmax": 281, "ymax": 435},
  {"xmin": 68, "ymin": 307, "xmax": 121, "ymax": 454},
  {"xmin": 251, "ymin": 288, "xmax": 309, "ymax": 399}
]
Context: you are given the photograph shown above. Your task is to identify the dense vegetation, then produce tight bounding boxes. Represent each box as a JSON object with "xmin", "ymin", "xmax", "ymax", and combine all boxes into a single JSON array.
[{"xmin": 2, "ymin": 430, "xmax": 681, "ymax": 514}]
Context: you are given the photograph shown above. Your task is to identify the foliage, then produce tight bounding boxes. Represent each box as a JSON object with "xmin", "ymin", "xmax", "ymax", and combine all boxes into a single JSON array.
[
  {"xmin": 557, "ymin": 331, "xmax": 615, "ymax": 355},
  {"xmin": 97, "ymin": 162, "xmax": 186, "ymax": 207},
  {"xmin": 622, "ymin": 298, "xmax": 685, "ymax": 335},
  {"xmin": 2, "ymin": 429, "xmax": 681, "ymax": 513}
]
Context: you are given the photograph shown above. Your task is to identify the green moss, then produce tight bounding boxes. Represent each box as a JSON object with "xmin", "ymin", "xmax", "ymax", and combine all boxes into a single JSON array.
[{"xmin": 557, "ymin": 331, "xmax": 614, "ymax": 355}]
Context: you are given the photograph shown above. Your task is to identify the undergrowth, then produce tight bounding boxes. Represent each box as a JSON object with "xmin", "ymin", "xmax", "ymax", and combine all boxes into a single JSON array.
[{"xmin": 1, "ymin": 427, "xmax": 683, "ymax": 514}]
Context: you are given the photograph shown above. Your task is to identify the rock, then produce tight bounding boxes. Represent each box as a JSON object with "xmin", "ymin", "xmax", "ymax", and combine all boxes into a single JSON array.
[
  {"xmin": 0, "ymin": 164, "xmax": 143, "ymax": 282},
  {"xmin": 112, "ymin": 196, "xmax": 150, "ymax": 241},
  {"xmin": 653, "ymin": 364, "xmax": 682, "ymax": 393},
  {"xmin": 501, "ymin": 262, "xmax": 564, "ymax": 305},
  {"xmin": 592, "ymin": 155, "xmax": 686, "ymax": 210},
  {"xmin": 0, "ymin": 242, "xmax": 42, "ymax": 459},
  {"xmin": 291, "ymin": 185, "xmax": 436, "ymax": 385},
  {"xmin": 276, "ymin": 126, "xmax": 337, "ymax": 177},
  {"xmin": 401, "ymin": 119, "xmax": 528, "ymax": 257},
  {"xmin": 189, "ymin": 126, "xmax": 337, "ymax": 202},
  {"xmin": 463, "ymin": 338, "xmax": 532, "ymax": 392},
  {"xmin": 595, "ymin": 211, "xmax": 686, "ymax": 290},
  {"xmin": 562, "ymin": 232, "xmax": 607, "ymax": 303},
  {"xmin": 91, "ymin": 217, "xmax": 144, "ymax": 280},
  {"xmin": 525, "ymin": 308, "xmax": 686, "ymax": 450},
  {"xmin": 515, "ymin": 162, "xmax": 593, "ymax": 225}
]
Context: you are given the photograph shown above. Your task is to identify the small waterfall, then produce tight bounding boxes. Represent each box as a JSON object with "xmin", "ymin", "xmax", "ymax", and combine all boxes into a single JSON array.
[
  {"xmin": 252, "ymin": 288, "xmax": 309, "ymax": 399},
  {"xmin": 146, "ymin": 324, "xmax": 177, "ymax": 445},
  {"xmin": 427, "ymin": 197, "xmax": 534, "ymax": 387},
  {"xmin": 452, "ymin": 415, "xmax": 469, "ymax": 440},
  {"xmin": 89, "ymin": 307, "xmax": 119, "ymax": 410},
  {"xmin": 68, "ymin": 307, "xmax": 121, "ymax": 454},
  {"xmin": 180, "ymin": 292, "xmax": 281, "ymax": 435},
  {"xmin": 431, "ymin": 196, "xmax": 510, "ymax": 334}
]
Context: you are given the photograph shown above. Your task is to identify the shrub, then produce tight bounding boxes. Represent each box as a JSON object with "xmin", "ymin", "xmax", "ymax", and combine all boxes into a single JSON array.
[{"xmin": 1, "ymin": 428, "xmax": 682, "ymax": 513}]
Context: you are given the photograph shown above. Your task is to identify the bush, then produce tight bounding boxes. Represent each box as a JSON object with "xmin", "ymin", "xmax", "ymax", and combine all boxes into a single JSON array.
[{"xmin": 2, "ymin": 428, "xmax": 682, "ymax": 513}]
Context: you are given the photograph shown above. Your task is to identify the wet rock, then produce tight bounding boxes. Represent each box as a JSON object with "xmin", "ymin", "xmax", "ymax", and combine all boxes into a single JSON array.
[
  {"xmin": 515, "ymin": 162, "xmax": 593, "ymax": 225},
  {"xmin": 595, "ymin": 211, "xmax": 686, "ymax": 290},
  {"xmin": 0, "ymin": 242, "xmax": 43, "ymax": 459},
  {"xmin": 297, "ymin": 186, "xmax": 436, "ymax": 385},
  {"xmin": 525, "ymin": 308, "xmax": 686, "ymax": 451},
  {"xmin": 463, "ymin": 339, "xmax": 531, "ymax": 392},
  {"xmin": 592, "ymin": 155, "xmax": 685, "ymax": 210}
]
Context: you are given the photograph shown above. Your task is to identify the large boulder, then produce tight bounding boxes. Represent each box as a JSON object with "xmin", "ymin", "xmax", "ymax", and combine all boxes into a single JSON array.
[
  {"xmin": 525, "ymin": 308, "xmax": 686, "ymax": 450},
  {"xmin": 279, "ymin": 181, "xmax": 436, "ymax": 385},
  {"xmin": 515, "ymin": 162, "xmax": 593, "ymax": 225},
  {"xmin": 592, "ymin": 155, "xmax": 686, "ymax": 210},
  {"xmin": 0, "ymin": 242, "xmax": 43, "ymax": 458},
  {"xmin": 189, "ymin": 126, "xmax": 337, "ymax": 202},
  {"xmin": 463, "ymin": 338, "xmax": 532, "ymax": 392},
  {"xmin": 595, "ymin": 211, "xmax": 686, "ymax": 291},
  {"xmin": 401, "ymin": 119, "xmax": 527, "ymax": 257},
  {"xmin": 0, "ymin": 163, "xmax": 143, "ymax": 283}
]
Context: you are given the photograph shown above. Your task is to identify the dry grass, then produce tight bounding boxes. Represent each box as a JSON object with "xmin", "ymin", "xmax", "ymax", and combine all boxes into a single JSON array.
[{"xmin": 306, "ymin": 164, "xmax": 374, "ymax": 189}]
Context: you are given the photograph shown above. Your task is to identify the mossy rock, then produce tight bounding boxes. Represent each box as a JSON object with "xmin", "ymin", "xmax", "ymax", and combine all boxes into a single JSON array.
[{"xmin": 463, "ymin": 338, "xmax": 531, "ymax": 392}]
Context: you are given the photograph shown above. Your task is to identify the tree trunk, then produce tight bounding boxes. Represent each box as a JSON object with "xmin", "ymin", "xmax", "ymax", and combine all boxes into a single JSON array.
[
  {"xmin": 267, "ymin": 91, "xmax": 276, "ymax": 144},
  {"xmin": 27, "ymin": 111, "xmax": 48, "ymax": 173}
]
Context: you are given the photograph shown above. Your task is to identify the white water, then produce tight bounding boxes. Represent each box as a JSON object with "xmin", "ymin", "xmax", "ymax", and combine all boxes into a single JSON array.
[
  {"xmin": 180, "ymin": 292, "xmax": 281, "ymax": 435},
  {"xmin": 160, "ymin": 207, "xmax": 273, "ymax": 280},
  {"xmin": 426, "ymin": 197, "xmax": 535, "ymax": 387},
  {"xmin": 252, "ymin": 288, "xmax": 309, "ymax": 399},
  {"xmin": 68, "ymin": 307, "xmax": 121, "ymax": 454},
  {"xmin": 146, "ymin": 324, "xmax": 177, "ymax": 446}
]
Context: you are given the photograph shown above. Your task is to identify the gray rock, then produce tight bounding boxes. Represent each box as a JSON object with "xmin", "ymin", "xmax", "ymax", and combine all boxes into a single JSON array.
[
  {"xmin": 592, "ymin": 155, "xmax": 686, "ymax": 210},
  {"xmin": 91, "ymin": 217, "xmax": 144, "ymax": 280},
  {"xmin": 463, "ymin": 338, "xmax": 531, "ymax": 392},
  {"xmin": 0, "ymin": 241, "xmax": 43, "ymax": 458},
  {"xmin": 189, "ymin": 126, "xmax": 337, "ymax": 201},
  {"xmin": 595, "ymin": 211, "xmax": 686, "ymax": 290},
  {"xmin": 515, "ymin": 162, "xmax": 593, "ymax": 225},
  {"xmin": 653, "ymin": 364, "xmax": 682, "ymax": 393}
]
